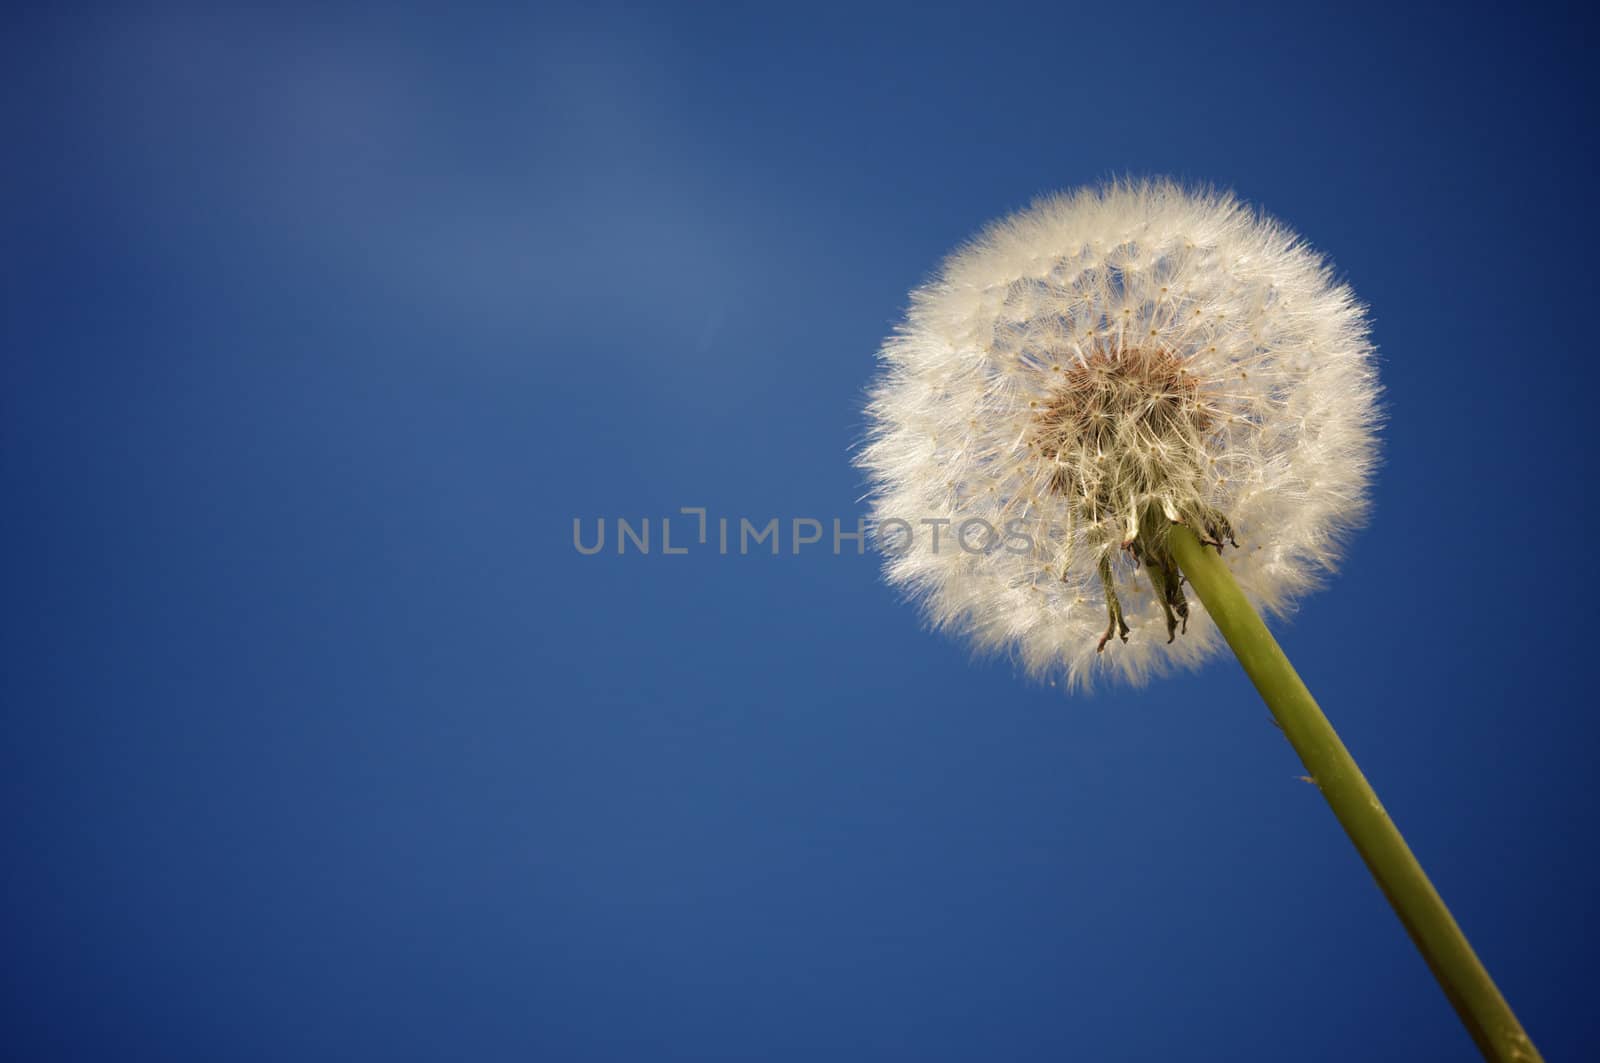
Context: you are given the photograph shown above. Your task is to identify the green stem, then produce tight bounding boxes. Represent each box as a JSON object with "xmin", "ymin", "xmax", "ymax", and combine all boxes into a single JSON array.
[{"xmin": 1167, "ymin": 524, "xmax": 1540, "ymax": 1063}]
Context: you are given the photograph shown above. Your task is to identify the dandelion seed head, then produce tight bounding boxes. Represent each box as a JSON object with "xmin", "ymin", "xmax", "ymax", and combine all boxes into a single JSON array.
[{"xmin": 858, "ymin": 179, "xmax": 1381, "ymax": 689}]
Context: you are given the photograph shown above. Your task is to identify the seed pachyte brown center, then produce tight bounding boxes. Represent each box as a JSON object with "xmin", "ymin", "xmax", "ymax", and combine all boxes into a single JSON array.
[{"xmin": 1029, "ymin": 347, "xmax": 1211, "ymax": 510}]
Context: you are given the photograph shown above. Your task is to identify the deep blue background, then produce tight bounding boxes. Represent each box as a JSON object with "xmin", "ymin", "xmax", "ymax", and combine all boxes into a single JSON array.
[{"xmin": 4, "ymin": 4, "xmax": 1595, "ymax": 1060}]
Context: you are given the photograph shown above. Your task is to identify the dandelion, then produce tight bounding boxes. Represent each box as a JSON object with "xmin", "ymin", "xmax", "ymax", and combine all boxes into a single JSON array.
[
  {"xmin": 860, "ymin": 179, "xmax": 1378, "ymax": 688},
  {"xmin": 859, "ymin": 180, "xmax": 1538, "ymax": 1062}
]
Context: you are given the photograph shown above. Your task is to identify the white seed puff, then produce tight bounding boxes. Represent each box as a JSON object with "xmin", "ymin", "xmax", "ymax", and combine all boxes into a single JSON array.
[{"xmin": 858, "ymin": 180, "xmax": 1381, "ymax": 689}]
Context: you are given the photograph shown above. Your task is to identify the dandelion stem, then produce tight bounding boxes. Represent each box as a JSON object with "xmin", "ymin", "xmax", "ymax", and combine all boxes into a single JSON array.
[{"xmin": 1168, "ymin": 523, "xmax": 1540, "ymax": 1063}]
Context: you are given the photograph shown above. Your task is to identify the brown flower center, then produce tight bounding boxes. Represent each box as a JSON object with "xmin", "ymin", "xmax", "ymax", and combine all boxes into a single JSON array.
[{"xmin": 1030, "ymin": 347, "xmax": 1210, "ymax": 511}]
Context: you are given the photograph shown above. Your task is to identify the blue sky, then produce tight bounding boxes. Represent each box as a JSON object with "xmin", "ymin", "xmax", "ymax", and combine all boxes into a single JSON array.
[{"xmin": 4, "ymin": 4, "xmax": 1596, "ymax": 1060}]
